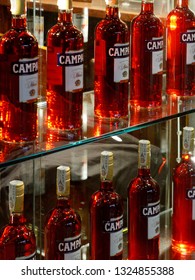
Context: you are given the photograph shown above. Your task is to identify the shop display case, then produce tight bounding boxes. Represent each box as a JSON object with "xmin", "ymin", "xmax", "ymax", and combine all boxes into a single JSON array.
[{"xmin": 0, "ymin": 0, "xmax": 195, "ymax": 260}]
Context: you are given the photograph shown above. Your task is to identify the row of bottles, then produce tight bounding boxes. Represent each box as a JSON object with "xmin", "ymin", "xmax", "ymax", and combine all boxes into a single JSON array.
[
  {"xmin": 0, "ymin": 0, "xmax": 195, "ymax": 144},
  {"xmin": 1, "ymin": 126, "xmax": 195, "ymax": 260}
]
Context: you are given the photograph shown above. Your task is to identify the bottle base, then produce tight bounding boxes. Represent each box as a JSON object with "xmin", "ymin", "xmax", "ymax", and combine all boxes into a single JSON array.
[
  {"xmin": 171, "ymin": 241, "xmax": 195, "ymax": 259},
  {"xmin": 130, "ymin": 100, "xmax": 162, "ymax": 109},
  {"xmin": 166, "ymin": 89, "xmax": 195, "ymax": 97}
]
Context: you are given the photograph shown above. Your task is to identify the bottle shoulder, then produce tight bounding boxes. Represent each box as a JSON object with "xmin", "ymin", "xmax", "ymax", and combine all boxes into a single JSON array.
[
  {"xmin": 132, "ymin": 13, "xmax": 164, "ymax": 30},
  {"xmin": 95, "ymin": 18, "xmax": 129, "ymax": 36},
  {"xmin": 173, "ymin": 159, "xmax": 195, "ymax": 176},
  {"xmin": 48, "ymin": 23, "xmax": 83, "ymax": 39},
  {"xmin": 167, "ymin": 7, "xmax": 195, "ymax": 22},
  {"xmin": 128, "ymin": 174, "xmax": 160, "ymax": 192},
  {"xmin": 45, "ymin": 206, "xmax": 81, "ymax": 226},
  {"xmin": 90, "ymin": 189, "xmax": 123, "ymax": 208}
]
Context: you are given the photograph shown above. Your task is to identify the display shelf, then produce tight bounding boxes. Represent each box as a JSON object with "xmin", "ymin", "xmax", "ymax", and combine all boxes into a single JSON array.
[{"xmin": 0, "ymin": 90, "xmax": 195, "ymax": 168}]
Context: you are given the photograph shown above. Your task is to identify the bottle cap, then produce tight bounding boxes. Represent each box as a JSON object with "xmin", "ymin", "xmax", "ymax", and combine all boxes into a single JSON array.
[
  {"xmin": 138, "ymin": 139, "xmax": 151, "ymax": 168},
  {"xmin": 183, "ymin": 127, "xmax": 194, "ymax": 152},
  {"xmin": 57, "ymin": 0, "xmax": 72, "ymax": 10},
  {"xmin": 56, "ymin": 166, "xmax": 70, "ymax": 197},
  {"xmin": 10, "ymin": 0, "xmax": 26, "ymax": 16},
  {"xmin": 100, "ymin": 151, "xmax": 113, "ymax": 181},
  {"xmin": 9, "ymin": 180, "xmax": 24, "ymax": 213}
]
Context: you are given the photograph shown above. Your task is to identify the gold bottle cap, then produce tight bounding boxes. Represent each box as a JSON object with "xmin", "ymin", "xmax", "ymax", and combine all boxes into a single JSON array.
[
  {"xmin": 183, "ymin": 127, "xmax": 194, "ymax": 152},
  {"xmin": 56, "ymin": 166, "xmax": 70, "ymax": 197},
  {"xmin": 138, "ymin": 140, "xmax": 151, "ymax": 168},
  {"xmin": 105, "ymin": 0, "xmax": 119, "ymax": 6},
  {"xmin": 10, "ymin": 0, "xmax": 26, "ymax": 16},
  {"xmin": 57, "ymin": 0, "xmax": 72, "ymax": 10},
  {"xmin": 100, "ymin": 151, "xmax": 113, "ymax": 181},
  {"xmin": 9, "ymin": 180, "xmax": 24, "ymax": 213}
]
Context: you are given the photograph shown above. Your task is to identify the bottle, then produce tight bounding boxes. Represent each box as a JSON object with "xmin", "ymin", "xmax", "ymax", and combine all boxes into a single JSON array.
[
  {"xmin": 44, "ymin": 166, "xmax": 82, "ymax": 260},
  {"xmin": 128, "ymin": 140, "xmax": 160, "ymax": 259},
  {"xmin": 94, "ymin": 0, "xmax": 130, "ymax": 119},
  {"xmin": 166, "ymin": 0, "xmax": 195, "ymax": 96},
  {"xmin": 130, "ymin": 0, "xmax": 164, "ymax": 108},
  {"xmin": 46, "ymin": 0, "xmax": 84, "ymax": 138},
  {"xmin": 0, "ymin": 0, "xmax": 39, "ymax": 143},
  {"xmin": 90, "ymin": 151, "xmax": 123, "ymax": 260},
  {"xmin": 0, "ymin": 180, "xmax": 36, "ymax": 259},
  {"xmin": 172, "ymin": 126, "xmax": 195, "ymax": 256}
]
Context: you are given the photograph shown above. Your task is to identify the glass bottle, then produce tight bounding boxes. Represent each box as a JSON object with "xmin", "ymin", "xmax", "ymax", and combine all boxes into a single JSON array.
[
  {"xmin": 130, "ymin": 0, "xmax": 164, "ymax": 108},
  {"xmin": 44, "ymin": 166, "xmax": 82, "ymax": 260},
  {"xmin": 0, "ymin": 180, "xmax": 36, "ymax": 259},
  {"xmin": 172, "ymin": 127, "xmax": 195, "ymax": 257},
  {"xmin": 46, "ymin": 0, "xmax": 84, "ymax": 139},
  {"xmin": 90, "ymin": 151, "xmax": 123, "ymax": 260},
  {"xmin": 166, "ymin": 0, "xmax": 195, "ymax": 96},
  {"xmin": 94, "ymin": 0, "xmax": 130, "ymax": 119},
  {"xmin": 0, "ymin": 0, "xmax": 39, "ymax": 143},
  {"xmin": 128, "ymin": 140, "xmax": 160, "ymax": 259}
]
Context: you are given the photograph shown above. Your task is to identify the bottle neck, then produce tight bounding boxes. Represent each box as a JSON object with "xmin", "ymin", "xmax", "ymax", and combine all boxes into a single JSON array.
[
  {"xmin": 10, "ymin": 212, "xmax": 26, "ymax": 225},
  {"xmin": 105, "ymin": 5, "xmax": 119, "ymax": 19},
  {"xmin": 141, "ymin": 0, "xmax": 154, "ymax": 13},
  {"xmin": 58, "ymin": 9, "xmax": 73, "ymax": 24},
  {"xmin": 176, "ymin": 0, "xmax": 188, "ymax": 8},
  {"xmin": 138, "ymin": 167, "xmax": 151, "ymax": 177},
  {"xmin": 57, "ymin": 196, "xmax": 71, "ymax": 208},
  {"xmin": 12, "ymin": 14, "xmax": 27, "ymax": 30},
  {"xmin": 100, "ymin": 180, "xmax": 114, "ymax": 191}
]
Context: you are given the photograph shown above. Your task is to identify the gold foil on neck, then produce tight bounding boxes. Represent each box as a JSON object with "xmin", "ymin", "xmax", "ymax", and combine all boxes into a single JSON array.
[
  {"xmin": 183, "ymin": 127, "xmax": 194, "ymax": 152},
  {"xmin": 10, "ymin": 0, "xmax": 26, "ymax": 16},
  {"xmin": 138, "ymin": 140, "xmax": 151, "ymax": 169},
  {"xmin": 56, "ymin": 166, "xmax": 70, "ymax": 197},
  {"xmin": 9, "ymin": 180, "xmax": 24, "ymax": 213},
  {"xmin": 100, "ymin": 151, "xmax": 113, "ymax": 181},
  {"xmin": 105, "ymin": 0, "xmax": 118, "ymax": 6},
  {"xmin": 57, "ymin": 0, "xmax": 72, "ymax": 11}
]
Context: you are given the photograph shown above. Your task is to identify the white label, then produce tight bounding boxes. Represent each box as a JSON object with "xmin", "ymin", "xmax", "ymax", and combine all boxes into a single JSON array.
[
  {"xmin": 146, "ymin": 37, "xmax": 163, "ymax": 74},
  {"xmin": 58, "ymin": 234, "xmax": 81, "ymax": 260},
  {"xmin": 103, "ymin": 215, "xmax": 123, "ymax": 257},
  {"xmin": 142, "ymin": 201, "xmax": 160, "ymax": 240},
  {"xmin": 186, "ymin": 30, "xmax": 195, "ymax": 65},
  {"xmin": 186, "ymin": 187, "xmax": 195, "ymax": 220}
]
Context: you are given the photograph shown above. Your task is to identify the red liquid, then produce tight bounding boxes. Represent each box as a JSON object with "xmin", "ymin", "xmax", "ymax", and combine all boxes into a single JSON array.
[
  {"xmin": 47, "ymin": 11, "xmax": 84, "ymax": 136},
  {"xmin": 94, "ymin": 6, "xmax": 129, "ymax": 119},
  {"xmin": 166, "ymin": 0, "xmax": 195, "ymax": 96},
  {"xmin": 90, "ymin": 181, "xmax": 123, "ymax": 260},
  {"xmin": 130, "ymin": 2, "xmax": 164, "ymax": 108},
  {"xmin": 172, "ymin": 153, "xmax": 195, "ymax": 256},
  {"xmin": 128, "ymin": 168, "xmax": 160, "ymax": 259},
  {"xmin": 0, "ymin": 16, "xmax": 38, "ymax": 143},
  {"xmin": 0, "ymin": 214, "xmax": 36, "ymax": 260},
  {"xmin": 44, "ymin": 198, "xmax": 81, "ymax": 260}
]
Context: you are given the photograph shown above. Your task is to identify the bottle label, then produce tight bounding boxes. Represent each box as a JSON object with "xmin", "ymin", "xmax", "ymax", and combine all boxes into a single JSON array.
[
  {"xmin": 58, "ymin": 234, "xmax": 81, "ymax": 260},
  {"xmin": 186, "ymin": 187, "xmax": 195, "ymax": 220},
  {"xmin": 145, "ymin": 37, "xmax": 163, "ymax": 75},
  {"xmin": 180, "ymin": 30, "xmax": 195, "ymax": 65},
  {"xmin": 103, "ymin": 215, "xmax": 123, "ymax": 257},
  {"xmin": 12, "ymin": 57, "xmax": 38, "ymax": 102},
  {"xmin": 142, "ymin": 201, "xmax": 160, "ymax": 239},
  {"xmin": 108, "ymin": 43, "xmax": 129, "ymax": 82},
  {"xmin": 15, "ymin": 251, "xmax": 36, "ymax": 260},
  {"xmin": 57, "ymin": 50, "xmax": 84, "ymax": 91}
]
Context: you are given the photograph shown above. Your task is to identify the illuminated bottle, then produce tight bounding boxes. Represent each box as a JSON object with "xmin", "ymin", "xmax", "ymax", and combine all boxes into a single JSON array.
[
  {"xmin": 44, "ymin": 166, "xmax": 82, "ymax": 260},
  {"xmin": 172, "ymin": 127, "xmax": 195, "ymax": 256},
  {"xmin": 90, "ymin": 151, "xmax": 123, "ymax": 260},
  {"xmin": 94, "ymin": 0, "xmax": 129, "ymax": 119},
  {"xmin": 128, "ymin": 140, "xmax": 160, "ymax": 259},
  {"xmin": 46, "ymin": 0, "xmax": 84, "ymax": 138},
  {"xmin": 0, "ymin": 180, "xmax": 36, "ymax": 259},
  {"xmin": 0, "ymin": 0, "xmax": 39, "ymax": 143},
  {"xmin": 166, "ymin": 0, "xmax": 195, "ymax": 96},
  {"xmin": 130, "ymin": 0, "xmax": 164, "ymax": 108}
]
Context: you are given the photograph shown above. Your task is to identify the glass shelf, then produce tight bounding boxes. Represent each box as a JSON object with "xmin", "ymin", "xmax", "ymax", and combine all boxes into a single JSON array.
[{"xmin": 1, "ymin": 90, "xmax": 195, "ymax": 168}]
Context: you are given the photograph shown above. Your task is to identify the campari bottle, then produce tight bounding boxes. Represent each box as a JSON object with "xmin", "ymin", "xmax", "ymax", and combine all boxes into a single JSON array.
[
  {"xmin": 90, "ymin": 151, "xmax": 123, "ymax": 260},
  {"xmin": 46, "ymin": 0, "xmax": 84, "ymax": 139},
  {"xmin": 0, "ymin": 0, "xmax": 39, "ymax": 143},
  {"xmin": 166, "ymin": 0, "xmax": 195, "ymax": 96},
  {"xmin": 130, "ymin": 0, "xmax": 164, "ymax": 108},
  {"xmin": 44, "ymin": 166, "xmax": 82, "ymax": 260},
  {"xmin": 0, "ymin": 180, "xmax": 36, "ymax": 259},
  {"xmin": 128, "ymin": 140, "xmax": 160, "ymax": 259},
  {"xmin": 172, "ymin": 127, "xmax": 195, "ymax": 257},
  {"xmin": 94, "ymin": 0, "xmax": 130, "ymax": 119}
]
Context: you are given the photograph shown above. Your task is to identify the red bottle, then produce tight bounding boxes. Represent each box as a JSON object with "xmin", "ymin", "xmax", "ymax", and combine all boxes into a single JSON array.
[
  {"xmin": 90, "ymin": 151, "xmax": 123, "ymax": 260},
  {"xmin": 46, "ymin": 0, "xmax": 84, "ymax": 138},
  {"xmin": 128, "ymin": 140, "xmax": 160, "ymax": 259},
  {"xmin": 94, "ymin": 0, "xmax": 129, "ymax": 119},
  {"xmin": 44, "ymin": 166, "xmax": 82, "ymax": 260},
  {"xmin": 0, "ymin": 0, "xmax": 39, "ymax": 143},
  {"xmin": 0, "ymin": 180, "xmax": 36, "ymax": 259},
  {"xmin": 172, "ymin": 127, "xmax": 195, "ymax": 257},
  {"xmin": 166, "ymin": 0, "xmax": 195, "ymax": 96},
  {"xmin": 130, "ymin": 0, "xmax": 164, "ymax": 108}
]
